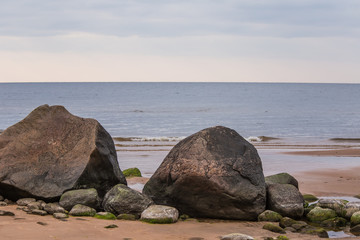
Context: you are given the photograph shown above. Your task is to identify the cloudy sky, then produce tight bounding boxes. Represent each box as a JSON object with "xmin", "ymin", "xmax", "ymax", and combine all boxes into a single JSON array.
[{"xmin": 1, "ymin": 0, "xmax": 360, "ymax": 83}]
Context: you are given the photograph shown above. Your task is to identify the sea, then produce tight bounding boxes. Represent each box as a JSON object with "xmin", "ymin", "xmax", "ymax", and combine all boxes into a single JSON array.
[{"xmin": 1, "ymin": 82, "xmax": 360, "ymax": 177}]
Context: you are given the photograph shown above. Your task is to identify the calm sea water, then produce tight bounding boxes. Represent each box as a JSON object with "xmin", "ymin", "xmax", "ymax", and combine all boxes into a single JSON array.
[
  {"xmin": 1, "ymin": 82, "xmax": 360, "ymax": 177},
  {"xmin": 0, "ymin": 82, "xmax": 359, "ymax": 139}
]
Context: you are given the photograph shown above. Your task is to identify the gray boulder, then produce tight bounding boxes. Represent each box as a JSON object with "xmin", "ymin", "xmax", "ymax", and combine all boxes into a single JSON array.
[
  {"xmin": 143, "ymin": 126, "xmax": 266, "ymax": 220},
  {"xmin": 267, "ymin": 183, "xmax": 304, "ymax": 219},
  {"xmin": 141, "ymin": 205, "xmax": 179, "ymax": 224},
  {"xmin": 44, "ymin": 203, "xmax": 67, "ymax": 214},
  {"xmin": 0, "ymin": 105, "xmax": 126, "ymax": 201},
  {"xmin": 344, "ymin": 202, "xmax": 360, "ymax": 219},
  {"xmin": 27, "ymin": 201, "xmax": 41, "ymax": 211},
  {"xmin": 59, "ymin": 188, "xmax": 100, "ymax": 211},
  {"xmin": 265, "ymin": 172, "xmax": 299, "ymax": 188},
  {"xmin": 317, "ymin": 198, "xmax": 348, "ymax": 217},
  {"xmin": 103, "ymin": 184, "xmax": 153, "ymax": 217},
  {"xmin": 69, "ymin": 204, "xmax": 96, "ymax": 216},
  {"xmin": 257, "ymin": 210, "xmax": 283, "ymax": 222}
]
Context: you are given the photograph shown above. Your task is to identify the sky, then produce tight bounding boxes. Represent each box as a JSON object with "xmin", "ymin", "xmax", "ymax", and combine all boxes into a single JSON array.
[{"xmin": 1, "ymin": 0, "xmax": 360, "ymax": 83}]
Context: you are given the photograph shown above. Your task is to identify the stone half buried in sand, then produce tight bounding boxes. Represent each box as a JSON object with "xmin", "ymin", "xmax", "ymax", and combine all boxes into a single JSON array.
[
  {"xmin": 142, "ymin": 126, "xmax": 266, "ymax": 220},
  {"xmin": 0, "ymin": 104, "xmax": 126, "ymax": 201}
]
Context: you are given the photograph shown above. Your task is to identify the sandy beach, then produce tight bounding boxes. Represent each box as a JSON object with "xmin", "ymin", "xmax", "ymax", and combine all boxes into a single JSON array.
[{"xmin": 2, "ymin": 140, "xmax": 360, "ymax": 240}]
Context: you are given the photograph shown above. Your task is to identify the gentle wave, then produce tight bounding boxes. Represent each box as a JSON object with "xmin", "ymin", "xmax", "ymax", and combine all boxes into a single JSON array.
[
  {"xmin": 113, "ymin": 136, "xmax": 186, "ymax": 142},
  {"xmin": 114, "ymin": 135, "xmax": 279, "ymax": 143},
  {"xmin": 246, "ymin": 136, "xmax": 280, "ymax": 142}
]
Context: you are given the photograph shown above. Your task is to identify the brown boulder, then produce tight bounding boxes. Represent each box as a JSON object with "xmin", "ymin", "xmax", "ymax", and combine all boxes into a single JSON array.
[
  {"xmin": 143, "ymin": 126, "xmax": 266, "ymax": 220},
  {"xmin": 0, "ymin": 105, "xmax": 126, "ymax": 201}
]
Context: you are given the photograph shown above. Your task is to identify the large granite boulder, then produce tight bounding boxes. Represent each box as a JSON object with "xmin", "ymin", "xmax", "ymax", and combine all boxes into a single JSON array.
[
  {"xmin": 267, "ymin": 183, "xmax": 304, "ymax": 219},
  {"xmin": 0, "ymin": 105, "xmax": 126, "ymax": 201},
  {"xmin": 142, "ymin": 126, "xmax": 266, "ymax": 220}
]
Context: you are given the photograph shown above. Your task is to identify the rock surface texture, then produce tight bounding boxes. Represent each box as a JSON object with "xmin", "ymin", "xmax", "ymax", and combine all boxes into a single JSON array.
[
  {"xmin": 0, "ymin": 105, "xmax": 126, "ymax": 201},
  {"xmin": 102, "ymin": 184, "xmax": 153, "ymax": 217},
  {"xmin": 143, "ymin": 126, "xmax": 266, "ymax": 220},
  {"xmin": 267, "ymin": 183, "xmax": 304, "ymax": 219}
]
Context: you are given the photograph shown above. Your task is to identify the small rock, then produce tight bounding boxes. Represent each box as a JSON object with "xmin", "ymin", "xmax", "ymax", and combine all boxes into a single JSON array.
[
  {"xmin": 291, "ymin": 221, "xmax": 308, "ymax": 231},
  {"xmin": 44, "ymin": 203, "xmax": 67, "ymax": 214},
  {"xmin": 350, "ymin": 224, "xmax": 360, "ymax": 236},
  {"xmin": 265, "ymin": 172, "xmax": 299, "ymax": 188},
  {"xmin": 220, "ymin": 233, "xmax": 254, "ymax": 240},
  {"xmin": 53, "ymin": 213, "xmax": 69, "ymax": 219},
  {"xmin": 104, "ymin": 224, "xmax": 118, "ymax": 229},
  {"xmin": 0, "ymin": 195, "xmax": 4, "ymax": 201},
  {"xmin": 302, "ymin": 227, "xmax": 329, "ymax": 238},
  {"xmin": 103, "ymin": 184, "xmax": 153, "ymax": 217},
  {"xmin": 258, "ymin": 210, "xmax": 283, "ymax": 222},
  {"xmin": 30, "ymin": 209, "xmax": 47, "ymax": 216},
  {"xmin": 4, "ymin": 199, "xmax": 14, "ymax": 205},
  {"xmin": 317, "ymin": 198, "xmax": 348, "ymax": 217},
  {"xmin": 94, "ymin": 212, "xmax": 116, "ymax": 220},
  {"xmin": 117, "ymin": 213, "xmax": 137, "ymax": 221},
  {"xmin": 141, "ymin": 205, "xmax": 179, "ymax": 224},
  {"xmin": 16, "ymin": 198, "xmax": 36, "ymax": 206},
  {"xmin": 37, "ymin": 200, "xmax": 46, "ymax": 210},
  {"xmin": 284, "ymin": 227, "xmax": 296, "ymax": 232},
  {"xmin": 307, "ymin": 207, "xmax": 337, "ymax": 223},
  {"xmin": 27, "ymin": 201, "xmax": 41, "ymax": 211},
  {"xmin": 345, "ymin": 202, "xmax": 360, "ymax": 219},
  {"xmin": 351, "ymin": 211, "xmax": 360, "ymax": 226},
  {"xmin": 17, "ymin": 206, "xmax": 30, "ymax": 212},
  {"xmin": 37, "ymin": 221, "xmax": 48, "ymax": 226},
  {"xmin": 0, "ymin": 201, "xmax": 7, "ymax": 206},
  {"xmin": 262, "ymin": 223, "xmax": 286, "ymax": 234},
  {"xmin": 0, "ymin": 210, "xmax": 15, "ymax": 216},
  {"xmin": 302, "ymin": 194, "xmax": 318, "ymax": 202},
  {"xmin": 279, "ymin": 217, "xmax": 299, "ymax": 228},
  {"xmin": 59, "ymin": 188, "xmax": 100, "ymax": 211},
  {"xmin": 123, "ymin": 167, "xmax": 142, "ymax": 177},
  {"xmin": 320, "ymin": 217, "xmax": 347, "ymax": 228},
  {"xmin": 69, "ymin": 204, "xmax": 96, "ymax": 217}
]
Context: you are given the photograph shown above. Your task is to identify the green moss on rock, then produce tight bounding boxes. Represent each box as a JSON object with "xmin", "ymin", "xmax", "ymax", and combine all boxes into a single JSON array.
[
  {"xmin": 117, "ymin": 213, "xmax": 137, "ymax": 221},
  {"xmin": 141, "ymin": 217, "xmax": 174, "ymax": 224},
  {"xmin": 258, "ymin": 210, "xmax": 283, "ymax": 222},
  {"xmin": 320, "ymin": 217, "xmax": 347, "ymax": 229},
  {"xmin": 351, "ymin": 211, "xmax": 360, "ymax": 226},
  {"xmin": 307, "ymin": 207, "xmax": 337, "ymax": 223},
  {"xmin": 302, "ymin": 194, "xmax": 318, "ymax": 202},
  {"xmin": 94, "ymin": 212, "xmax": 116, "ymax": 220},
  {"xmin": 262, "ymin": 223, "xmax": 286, "ymax": 233},
  {"xmin": 276, "ymin": 236, "xmax": 290, "ymax": 240},
  {"xmin": 123, "ymin": 168, "xmax": 142, "ymax": 178},
  {"xmin": 279, "ymin": 217, "xmax": 298, "ymax": 228},
  {"xmin": 304, "ymin": 227, "xmax": 329, "ymax": 238}
]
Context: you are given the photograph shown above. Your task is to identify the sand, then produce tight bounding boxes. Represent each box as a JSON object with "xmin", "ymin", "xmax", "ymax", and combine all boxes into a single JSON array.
[
  {"xmin": 0, "ymin": 205, "xmax": 325, "ymax": 240},
  {"xmin": 1, "ymin": 145, "xmax": 360, "ymax": 240}
]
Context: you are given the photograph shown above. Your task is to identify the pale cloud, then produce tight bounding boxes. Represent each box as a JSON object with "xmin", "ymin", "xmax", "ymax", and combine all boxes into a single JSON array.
[{"xmin": 0, "ymin": 1, "xmax": 359, "ymax": 83}]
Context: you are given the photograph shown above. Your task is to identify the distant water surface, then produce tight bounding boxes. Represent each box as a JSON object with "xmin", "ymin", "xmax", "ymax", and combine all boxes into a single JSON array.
[
  {"xmin": 1, "ymin": 82, "xmax": 359, "ymax": 139},
  {"xmin": 1, "ymin": 82, "xmax": 360, "ymax": 177}
]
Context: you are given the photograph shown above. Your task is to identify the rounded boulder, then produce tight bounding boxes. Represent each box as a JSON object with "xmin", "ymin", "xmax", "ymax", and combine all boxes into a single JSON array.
[{"xmin": 143, "ymin": 126, "xmax": 266, "ymax": 220}]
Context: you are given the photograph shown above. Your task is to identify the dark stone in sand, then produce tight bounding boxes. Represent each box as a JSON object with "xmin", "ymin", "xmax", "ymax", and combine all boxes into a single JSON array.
[
  {"xmin": 265, "ymin": 173, "xmax": 299, "ymax": 189},
  {"xmin": 59, "ymin": 188, "xmax": 100, "ymax": 211},
  {"xmin": 351, "ymin": 224, "xmax": 360, "ymax": 236},
  {"xmin": 0, "ymin": 210, "xmax": 15, "ymax": 216},
  {"xmin": 143, "ymin": 126, "xmax": 266, "ymax": 220},
  {"xmin": 267, "ymin": 184, "xmax": 304, "ymax": 219},
  {"xmin": 102, "ymin": 184, "xmax": 153, "ymax": 217},
  {"xmin": 0, "ymin": 105, "xmax": 126, "ymax": 201}
]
